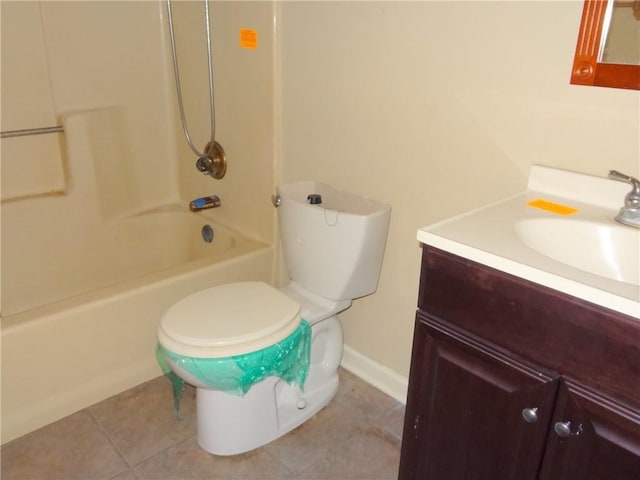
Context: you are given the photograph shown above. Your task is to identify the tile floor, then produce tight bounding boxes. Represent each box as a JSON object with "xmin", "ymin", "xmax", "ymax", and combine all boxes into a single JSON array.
[{"xmin": 1, "ymin": 368, "xmax": 405, "ymax": 479}]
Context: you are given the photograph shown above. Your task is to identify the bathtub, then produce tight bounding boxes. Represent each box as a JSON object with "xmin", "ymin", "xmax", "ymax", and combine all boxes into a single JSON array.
[{"xmin": 0, "ymin": 205, "xmax": 274, "ymax": 444}]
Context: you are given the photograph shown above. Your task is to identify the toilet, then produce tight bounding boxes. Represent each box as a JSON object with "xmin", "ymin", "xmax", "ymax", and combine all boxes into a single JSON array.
[{"xmin": 157, "ymin": 181, "xmax": 391, "ymax": 455}]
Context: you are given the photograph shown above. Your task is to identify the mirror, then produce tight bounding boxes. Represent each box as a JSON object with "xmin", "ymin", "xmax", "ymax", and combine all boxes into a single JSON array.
[
  {"xmin": 601, "ymin": 1, "xmax": 640, "ymax": 64},
  {"xmin": 571, "ymin": 0, "xmax": 640, "ymax": 90}
]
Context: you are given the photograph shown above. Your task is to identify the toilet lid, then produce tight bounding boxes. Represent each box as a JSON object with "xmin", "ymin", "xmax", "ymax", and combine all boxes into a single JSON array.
[{"xmin": 158, "ymin": 281, "xmax": 302, "ymax": 358}]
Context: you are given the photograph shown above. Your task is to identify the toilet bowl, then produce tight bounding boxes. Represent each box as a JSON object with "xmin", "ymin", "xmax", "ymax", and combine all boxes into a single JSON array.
[
  {"xmin": 157, "ymin": 181, "xmax": 391, "ymax": 455},
  {"xmin": 158, "ymin": 282, "xmax": 310, "ymax": 395},
  {"xmin": 158, "ymin": 281, "xmax": 347, "ymax": 455}
]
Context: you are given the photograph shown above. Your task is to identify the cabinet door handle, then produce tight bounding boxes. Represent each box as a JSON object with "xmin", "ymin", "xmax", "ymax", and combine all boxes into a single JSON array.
[
  {"xmin": 554, "ymin": 421, "xmax": 584, "ymax": 438},
  {"xmin": 521, "ymin": 407, "xmax": 539, "ymax": 423},
  {"xmin": 554, "ymin": 421, "xmax": 573, "ymax": 438}
]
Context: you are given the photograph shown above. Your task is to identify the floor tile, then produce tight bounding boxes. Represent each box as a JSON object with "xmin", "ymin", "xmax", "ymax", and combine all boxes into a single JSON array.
[
  {"xmin": 110, "ymin": 469, "xmax": 139, "ymax": 480},
  {"xmin": 88, "ymin": 375, "xmax": 196, "ymax": 466},
  {"xmin": 298, "ymin": 426, "xmax": 401, "ymax": 479},
  {"xmin": 337, "ymin": 369, "xmax": 400, "ymax": 418},
  {"xmin": 0, "ymin": 410, "xmax": 129, "ymax": 480},
  {"xmin": 133, "ymin": 435, "xmax": 294, "ymax": 479},
  {"xmin": 1, "ymin": 368, "xmax": 405, "ymax": 480},
  {"xmin": 376, "ymin": 403, "xmax": 406, "ymax": 443},
  {"xmin": 262, "ymin": 370, "xmax": 397, "ymax": 476}
]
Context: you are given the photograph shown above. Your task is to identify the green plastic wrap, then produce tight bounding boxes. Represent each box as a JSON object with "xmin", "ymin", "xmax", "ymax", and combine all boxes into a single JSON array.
[
  {"xmin": 157, "ymin": 320, "xmax": 311, "ymax": 412},
  {"xmin": 156, "ymin": 344, "xmax": 187, "ymax": 417}
]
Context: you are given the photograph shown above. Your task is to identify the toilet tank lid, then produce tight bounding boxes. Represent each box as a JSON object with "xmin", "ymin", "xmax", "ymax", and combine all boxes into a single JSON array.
[{"xmin": 158, "ymin": 282, "xmax": 301, "ymax": 357}]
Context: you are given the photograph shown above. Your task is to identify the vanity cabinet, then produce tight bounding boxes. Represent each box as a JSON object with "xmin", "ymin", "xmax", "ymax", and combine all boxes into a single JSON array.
[{"xmin": 398, "ymin": 246, "xmax": 640, "ymax": 480}]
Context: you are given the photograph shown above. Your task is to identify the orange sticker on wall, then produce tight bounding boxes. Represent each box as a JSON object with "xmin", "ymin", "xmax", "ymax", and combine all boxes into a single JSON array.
[
  {"xmin": 240, "ymin": 28, "xmax": 257, "ymax": 49},
  {"xmin": 527, "ymin": 199, "xmax": 578, "ymax": 216}
]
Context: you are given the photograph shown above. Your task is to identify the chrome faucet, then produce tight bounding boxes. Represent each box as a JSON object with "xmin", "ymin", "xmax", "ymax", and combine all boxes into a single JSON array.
[
  {"xmin": 608, "ymin": 170, "xmax": 640, "ymax": 228},
  {"xmin": 189, "ymin": 195, "xmax": 221, "ymax": 212}
]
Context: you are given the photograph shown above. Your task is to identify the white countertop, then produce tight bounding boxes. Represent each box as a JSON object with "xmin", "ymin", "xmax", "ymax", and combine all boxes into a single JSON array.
[{"xmin": 417, "ymin": 166, "xmax": 640, "ymax": 319}]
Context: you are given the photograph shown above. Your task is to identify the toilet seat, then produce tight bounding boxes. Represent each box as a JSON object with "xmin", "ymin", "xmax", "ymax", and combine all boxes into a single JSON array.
[{"xmin": 158, "ymin": 281, "xmax": 301, "ymax": 358}]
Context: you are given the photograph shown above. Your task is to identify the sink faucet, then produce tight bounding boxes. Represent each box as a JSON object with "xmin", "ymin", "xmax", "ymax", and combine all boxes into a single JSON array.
[
  {"xmin": 608, "ymin": 170, "xmax": 640, "ymax": 228},
  {"xmin": 189, "ymin": 195, "xmax": 221, "ymax": 212}
]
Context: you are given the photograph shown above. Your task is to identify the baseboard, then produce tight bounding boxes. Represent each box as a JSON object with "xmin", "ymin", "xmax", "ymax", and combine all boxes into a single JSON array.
[{"xmin": 340, "ymin": 344, "xmax": 408, "ymax": 404}]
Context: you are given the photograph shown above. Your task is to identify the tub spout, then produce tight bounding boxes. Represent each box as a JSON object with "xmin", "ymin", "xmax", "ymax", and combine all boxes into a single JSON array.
[{"xmin": 189, "ymin": 195, "xmax": 221, "ymax": 212}]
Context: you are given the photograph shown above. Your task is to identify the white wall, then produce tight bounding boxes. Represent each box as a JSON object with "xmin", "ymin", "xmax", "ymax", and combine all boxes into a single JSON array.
[{"xmin": 279, "ymin": 1, "xmax": 640, "ymax": 393}]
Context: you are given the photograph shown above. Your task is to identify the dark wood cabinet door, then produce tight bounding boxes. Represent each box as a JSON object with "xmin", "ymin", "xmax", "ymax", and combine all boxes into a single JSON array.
[
  {"xmin": 539, "ymin": 381, "xmax": 640, "ymax": 480},
  {"xmin": 399, "ymin": 317, "xmax": 559, "ymax": 480}
]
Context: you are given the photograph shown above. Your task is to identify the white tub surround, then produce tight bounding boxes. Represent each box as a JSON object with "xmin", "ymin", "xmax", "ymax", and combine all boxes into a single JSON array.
[{"xmin": 1, "ymin": 224, "xmax": 272, "ymax": 445}]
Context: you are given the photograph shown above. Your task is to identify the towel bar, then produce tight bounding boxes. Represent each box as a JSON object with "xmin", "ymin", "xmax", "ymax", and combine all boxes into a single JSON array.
[{"xmin": 0, "ymin": 126, "xmax": 63, "ymax": 139}]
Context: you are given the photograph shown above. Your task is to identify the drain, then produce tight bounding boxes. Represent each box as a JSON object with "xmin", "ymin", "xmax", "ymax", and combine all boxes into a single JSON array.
[{"xmin": 201, "ymin": 224, "xmax": 214, "ymax": 243}]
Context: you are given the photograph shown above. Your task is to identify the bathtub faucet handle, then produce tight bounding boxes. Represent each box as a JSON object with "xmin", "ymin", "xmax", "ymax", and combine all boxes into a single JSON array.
[
  {"xmin": 195, "ymin": 141, "xmax": 227, "ymax": 179},
  {"xmin": 196, "ymin": 156, "xmax": 213, "ymax": 172}
]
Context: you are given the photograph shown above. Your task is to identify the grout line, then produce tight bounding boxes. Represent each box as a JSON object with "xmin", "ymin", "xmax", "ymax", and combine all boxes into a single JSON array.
[
  {"xmin": 86, "ymin": 407, "xmax": 137, "ymax": 476},
  {"xmin": 87, "ymin": 404, "xmax": 199, "ymax": 478}
]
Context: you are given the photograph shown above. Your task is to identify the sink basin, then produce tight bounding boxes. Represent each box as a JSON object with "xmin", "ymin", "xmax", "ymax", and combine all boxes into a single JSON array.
[{"xmin": 515, "ymin": 218, "xmax": 639, "ymax": 286}]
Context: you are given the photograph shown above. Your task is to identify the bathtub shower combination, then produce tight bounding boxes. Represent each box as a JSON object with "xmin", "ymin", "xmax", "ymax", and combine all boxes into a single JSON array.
[
  {"xmin": 0, "ymin": 0, "xmax": 273, "ymax": 445},
  {"xmin": 1, "ymin": 203, "xmax": 272, "ymax": 444}
]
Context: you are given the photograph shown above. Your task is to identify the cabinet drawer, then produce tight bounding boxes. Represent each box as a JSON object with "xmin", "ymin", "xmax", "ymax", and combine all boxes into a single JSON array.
[{"xmin": 418, "ymin": 246, "xmax": 640, "ymax": 410}]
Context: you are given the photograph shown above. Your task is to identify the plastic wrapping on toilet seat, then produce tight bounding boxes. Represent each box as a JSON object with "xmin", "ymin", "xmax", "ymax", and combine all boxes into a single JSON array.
[
  {"xmin": 156, "ymin": 346, "xmax": 187, "ymax": 416},
  {"xmin": 157, "ymin": 319, "xmax": 311, "ymax": 411}
]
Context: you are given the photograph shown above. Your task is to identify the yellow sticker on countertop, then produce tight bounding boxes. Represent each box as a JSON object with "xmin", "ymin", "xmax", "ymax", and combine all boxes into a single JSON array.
[
  {"xmin": 527, "ymin": 199, "xmax": 578, "ymax": 216},
  {"xmin": 240, "ymin": 28, "xmax": 257, "ymax": 49}
]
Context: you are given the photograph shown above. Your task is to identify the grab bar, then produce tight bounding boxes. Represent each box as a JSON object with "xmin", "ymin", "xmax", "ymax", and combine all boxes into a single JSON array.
[{"xmin": 0, "ymin": 126, "xmax": 64, "ymax": 139}]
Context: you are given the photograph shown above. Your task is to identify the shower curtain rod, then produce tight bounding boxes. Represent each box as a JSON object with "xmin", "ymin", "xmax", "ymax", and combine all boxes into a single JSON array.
[{"xmin": 0, "ymin": 126, "xmax": 64, "ymax": 139}]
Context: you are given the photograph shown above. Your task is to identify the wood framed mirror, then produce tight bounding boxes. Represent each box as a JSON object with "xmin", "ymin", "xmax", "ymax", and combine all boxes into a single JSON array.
[{"xmin": 571, "ymin": 0, "xmax": 640, "ymax": 90}]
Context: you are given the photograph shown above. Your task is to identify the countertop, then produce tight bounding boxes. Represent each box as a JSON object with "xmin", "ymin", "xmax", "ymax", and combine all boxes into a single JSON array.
[{"xmin": 417, "ymin": 166, "xmax": 640, "ymax": 319}]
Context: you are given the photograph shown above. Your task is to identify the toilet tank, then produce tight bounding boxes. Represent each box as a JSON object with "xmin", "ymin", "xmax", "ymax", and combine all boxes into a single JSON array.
[{"xmin": 277, "ymin": 181, "xmax": 391, "ymax": 302}]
